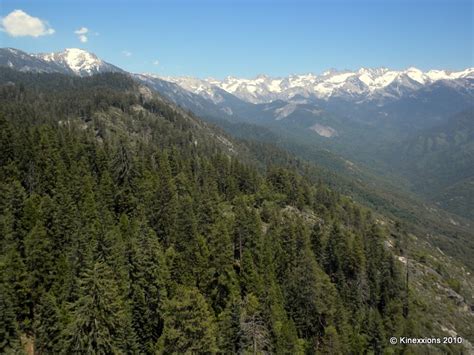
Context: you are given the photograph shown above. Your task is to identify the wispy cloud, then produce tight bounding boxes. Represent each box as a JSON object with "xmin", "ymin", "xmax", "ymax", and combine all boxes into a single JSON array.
[
  {"xmin": 122, "ymin": 50, "xmax": 132, "ymax": 57},
  {"xmin": 74, "ymin": 27, "xmax": 89, "ymax": 43},
  {"xmin": 1, "ymin": 9, "xmax": 55, "ymax": 37},
  {"xmin": 153, "ymin": 60, "xmax": 160, "ymax": 66}
]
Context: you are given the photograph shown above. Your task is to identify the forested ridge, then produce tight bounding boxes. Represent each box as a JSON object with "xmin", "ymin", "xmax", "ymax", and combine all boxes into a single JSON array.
[
  {"xmin": 0, "ymin": 70, "xmax": 462, "ymax": 353},
  {"xmin": 204, "ymin": 105, "xmax": 474, "ymax": 272}
]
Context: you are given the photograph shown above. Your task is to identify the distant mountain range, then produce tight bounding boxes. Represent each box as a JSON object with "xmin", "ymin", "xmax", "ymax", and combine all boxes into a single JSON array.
[
  {"xmin": 1, "ymin": 47, "xmax": 473, "ymax": 220},
  {"xmin": 2, "ymin": 47, "xmax": 472, "ymax": 108},
  {"xmin": 2, "ymin": 46, "xmax": 472, "ymax": 141},
  {"xmin": 160, "ymin": 67, "xmax": 474, "ymax": 104}
]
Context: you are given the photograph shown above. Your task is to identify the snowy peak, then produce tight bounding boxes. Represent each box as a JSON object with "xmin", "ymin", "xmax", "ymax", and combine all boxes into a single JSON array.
[
  {"xmin": 157, "ymin": 67, "xmax": 474, "ymax": 104},
  {"xmin": 34, "ymin": 48, "xmax": 123, "ymax": 76},
  {"xmin": 37, "ymin": 48, "xmax": 101, "ymax": 75},
  {"xmin": 0, "ymin": 47, "xmax": 124, "ymax": 76},
  {"xmin": 2, "ymin": 47, "xmax": 472, "ymax": 105}
]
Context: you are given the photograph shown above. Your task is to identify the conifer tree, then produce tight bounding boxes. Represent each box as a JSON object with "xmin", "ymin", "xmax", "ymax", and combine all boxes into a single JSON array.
[
  {"xmin": 63, "ymin": 260, "xmax": 137, "ymax": 354},
  {"xmin": 34, "ymin": 292, "xmax": 62, "ymax": 354},
  {"xmin": 159, "ymin": 286, "xmax": 217, "ymax": 353},
  {"xmin": 319, "ymin": 325, "xmax": 343, "ymax": 354},
  {"xmin": 149, "ymin": 152, "xmax": 178, "ymax": 246},
  {"xmin": 0, "ymin": 283, "xmax": 21, "ymax": 353},
  {"xmin": 286, "ymin": 247, "xmax": 341, "ymax": 351},
  {"xmin": 0, "ymin": 70, "xmax": 426, "ymax": 354},
  {"xmin": 24, "ymin": 220, "xmax": 55, "ymax": 305},
  {"xmin": 206, "ymin": 217, "xmax": 239, "ymax": 314},
  {"xmin": 128, "ymin": 221, "xmax": 168, "ymax": 353},
  {"xmin": 217, "ymin": 297, "xmax": 242, "ymax": 354}
]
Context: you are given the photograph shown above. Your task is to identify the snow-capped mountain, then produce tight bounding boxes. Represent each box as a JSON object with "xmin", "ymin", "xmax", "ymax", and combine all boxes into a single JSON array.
[
  {"xmin": 0, "ymin": 47, "xmax": 123, "ymax": 76},
  {"xmin": 0, "ymin": 48, "xmax": 70, "ymax": 74},
  {"xmin": 134, "ymin": 73, "xmax": 238, "ymax": 119},
  {"xmin": 2, "ymin": 47, "xmax": 472, "ymax": 107},
  {"xmin": 34, "ymin": 48, "xmax": 123, "ymax": 76},
  {"xmin": 161, "ymin": 67, "xmax": 474, "ymax": 104},
  {"xmin": 1, "ymin": 47, "xmax": 472, "ymax": 136},
  {"xmin": 157, "ymin": 75, "xmax": 231, "ymax": 105}
]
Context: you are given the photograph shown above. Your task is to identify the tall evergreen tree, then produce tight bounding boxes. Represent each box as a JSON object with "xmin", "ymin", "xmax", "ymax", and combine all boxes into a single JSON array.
[
  {"xmin": 158, "ymin": 286, "xmax": 217, "ymax": 353},
  {"xmin": 63, "ymin": 261, "xmax": 137, "ymax": 354},
  {"xmin": 33, "ymin": 292, "xmax": 62, "ymax": 354},
  {"xmin": 0, "ymin": 283, "xmax": 21, "ymax": 353}
]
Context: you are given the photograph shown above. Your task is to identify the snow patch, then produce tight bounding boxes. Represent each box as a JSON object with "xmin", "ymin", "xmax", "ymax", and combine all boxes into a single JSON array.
[
  {"xmin": 274, "ymin": 103, "xmax": 297, "ymax": 120},
  {"xmin": 309, "ymin": 123, "xmax": 338, "ymax": 138},
  {"xmin": 35, "ymin": 48, "xmax": 110, "ymax": 75}
]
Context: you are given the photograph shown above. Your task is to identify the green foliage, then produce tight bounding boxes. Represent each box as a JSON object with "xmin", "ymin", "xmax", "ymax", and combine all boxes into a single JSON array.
[
  {"xmin": 0, "ymin": 69, "xmax": 439, "ymax": 353},
  {"xmin": 158, "ymin": 286, "xmax": 217, "ymax": 353},
  {"xmin": 62, "ymin": 261, "xmax": 137, "ymax": 354},
  {"xmin": 0, "ymin": 283, "xmax": 21, "ymax": 353},
  {"xmin": 33, "ymin": 293, "xmax": 62, "ymax": 354},
  {"xmin": 239, "ymin": 293, "xmax": 271, "ymax": 354},
  {"xmin": 446, "ymin": 278, "xmax": 462, "ymax": 294},
  {"xmin": 392, "ymin": 109, "xmax": 474, "ymax": 219}
]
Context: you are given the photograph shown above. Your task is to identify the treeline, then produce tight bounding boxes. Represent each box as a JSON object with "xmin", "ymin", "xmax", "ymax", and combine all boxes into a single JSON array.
[{"xmin": 0, "ymin": 71, "xmax": 419, "ymax": 354}]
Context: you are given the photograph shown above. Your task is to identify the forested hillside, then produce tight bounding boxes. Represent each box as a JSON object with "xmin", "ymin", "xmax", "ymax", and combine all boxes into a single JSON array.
[
  {"xmin": 387, "ymin": 109, "xmax": 474, "ymax": 219},
  {"xmin": 0, "ymin": 70, "xmax": 470, "ymax": 353}
]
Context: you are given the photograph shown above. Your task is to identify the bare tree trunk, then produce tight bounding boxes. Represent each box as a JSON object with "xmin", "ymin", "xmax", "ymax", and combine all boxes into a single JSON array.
[{"xmin": 240, "ymin": 234, "xmax": 243, "ymax": 272}]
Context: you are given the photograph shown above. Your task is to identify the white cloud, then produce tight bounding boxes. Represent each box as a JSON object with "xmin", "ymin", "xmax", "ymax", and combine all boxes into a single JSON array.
[
  {"xmin": 74, "ymin": 27, "xmax": 88, "ymax": 35},
  {"xmin": 1, "ymin": 9, "xmax": 55, "ymax": 37},
  {"xmin": 122, "ymin": 50, "xmax": 132, "ymax": 57},
  {"xmin": 74, "ymin": 27, "xmax": 89, "ymax": 43},
  {"xmin": 153, "ymin": 60, "xmax": 160, "ymax": 66}
]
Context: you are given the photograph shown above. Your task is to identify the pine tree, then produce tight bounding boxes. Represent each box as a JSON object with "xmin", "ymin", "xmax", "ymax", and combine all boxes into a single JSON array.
[
  {"xmin": 319, "ymin": 325, "xmax": 342, "ymax": 354},
  {"xmin": 63, "ymin": 260, "xmax": 137, "ymax": 354},
  {"xmin": 24, "ymin": 220, "xmax": 55, "ymax": 305},
  {"xmin": 233, "ymin": 197, "xmax": 263, "ymax": 272},
  {"xmin": 128, "ymin": 221, "xmax": 168, "ymax": 353},
  {"xmin": 310, "ymin": 221, "xmax": 325, "ymax": 262},
  {"xmin": 34, "ymin": 292, "xmax": 62, "ymax": 354},
  {"xmin": 217, "ymin": 297, "xmax": 242, "ymax": 354},
  {"xmin": 285, "ymin": 247, "xmax": 341, "ymax": 351},
  {"xmin": 0, "ymin": 283, "xmax": 21, "ymax": 353},
  {"xmin": 206, "ymin": 217, "xmax": 239, "ymax": 314},
  {"xmin": 149, "ymin": 152, "xmax": 178, "ymax": 246},
  {"xmin": 158, "ymin": 286, "xmax": 217, "ymax": 353},
  {"xmin": 365, "ymin": 308, "xmax": 386, "ymax": 354}
]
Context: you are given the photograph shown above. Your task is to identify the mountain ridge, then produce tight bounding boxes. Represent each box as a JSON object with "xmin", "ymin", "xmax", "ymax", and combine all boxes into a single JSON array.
[
  {"xmin": 1, "ymin": 47, "xmax": 473, "ymax": 222},
  {"xmin": 2, "ymin": 47, "xmax": 472, "ymax": 106},
  {"xmin": 159, "ymin": 66, "xmax": 474, "ymax": 104},
  {"xmin": 34, "ymin": 48, "xmax": 124, "ymax": 76},
  {"xmin": 0, "ymin": 47, "xmax": 123, "ymax": 76}
]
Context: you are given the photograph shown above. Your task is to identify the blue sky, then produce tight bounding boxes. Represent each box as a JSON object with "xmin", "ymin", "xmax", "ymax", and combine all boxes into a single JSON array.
[{"xmin": 1, "ymin": 0, "xmax": 472, "ymax": 78}]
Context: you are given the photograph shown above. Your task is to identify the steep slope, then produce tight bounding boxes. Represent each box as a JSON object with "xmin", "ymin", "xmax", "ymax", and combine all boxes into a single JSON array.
[
  {"xmin": 0, "ymin": 47, "xmax": 69, "ymax": 74},
  {"xmin": 0, "ymin": 47, "xmax": 123, "ymax": 76},
  {"xmin": 134, "ymin": 73, "xmax": 238, "ymax": 121},
  {"xmin": 388, "ymin": 108, "xmax": 474, "ymax": 219},
  {"xmin": 2, "ymin": 47, "xmax": 472, "ymax": 145},
  {"xmin": 34, "ymin": 48, "xmax": 124, "ymax": 76},
  {"xmin": 1, "ymin": 48, "xmax": 472, "ymax": 248},
  {"xmin": 1, "ymin": 69, "xmax": 472, "ymax": 354},
  {"xmin": 152, "ymin": 69, "xmax": 474, "ymax": 183}
]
